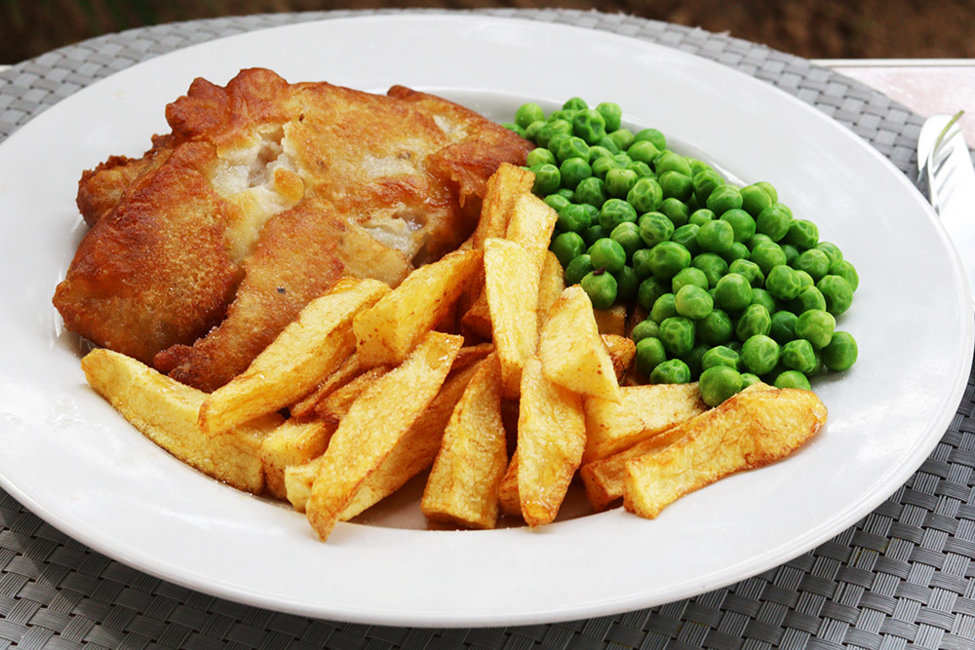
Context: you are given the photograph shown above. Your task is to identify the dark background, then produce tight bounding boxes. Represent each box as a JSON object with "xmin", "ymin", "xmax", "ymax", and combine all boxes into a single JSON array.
[{"xmin": 3, "ymin": 0, "xmax": 975, "ymax": 65}]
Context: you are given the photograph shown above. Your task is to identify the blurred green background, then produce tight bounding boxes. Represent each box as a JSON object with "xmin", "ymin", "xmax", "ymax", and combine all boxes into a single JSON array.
[{"xmin": 3, "ymin": 0, "xmax": 975, "ymax": 64}]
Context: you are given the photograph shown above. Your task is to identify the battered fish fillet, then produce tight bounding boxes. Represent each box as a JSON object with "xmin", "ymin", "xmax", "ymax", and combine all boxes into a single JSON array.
[{"xmin": 53, "ymin": 68, "xmax": 531, "ymax": 391}]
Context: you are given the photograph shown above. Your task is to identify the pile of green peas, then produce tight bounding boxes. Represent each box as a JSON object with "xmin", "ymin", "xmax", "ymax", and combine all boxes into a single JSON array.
[{"xmin": 504, "ymin": 97, "xmax": 860, "ymax": 407}]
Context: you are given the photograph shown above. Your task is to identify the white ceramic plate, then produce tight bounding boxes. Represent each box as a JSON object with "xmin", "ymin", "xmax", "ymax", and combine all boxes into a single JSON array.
[{"xmin": 0, "ymin": 14, "xmax": 971, "ymax": 628}]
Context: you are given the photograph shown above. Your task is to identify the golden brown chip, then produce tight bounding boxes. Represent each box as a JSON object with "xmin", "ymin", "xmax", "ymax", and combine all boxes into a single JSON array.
[
  {"xmin": 536, "ymin": 250, "xmax": 565, "ymax": 333},
  {"xmin": 305, "ymin": 331, "xmax": 463, "ymax": 541},
  {"xmin": 289, "ymin": 353, "xmax": 364, "ymax": 419},
  {"xmin": 421, "ymin": 354, "xmax": 508, "ymax": 529},
  {"xmin": 353, "ymin": 249, "xmax": 481, "ymax": 367},
  {"xmin": 592, "ymin": 304, "xmax": 627, "ymax": 337},
  {"xmin": 623, "ymin": 385, "xmax": 827, "ymax": 519},
  {"xmin": 260, "ymin": 418, "xmax": 333, "ymax": 500},
  {"xmin": 199, "ymin": 278, "xmax": 388, "ymax": 436},
  {"xmin": 516, "ymin": 357, "xmax": 586, "ymax": 526},
  {"xmin": 81, "ymin": 348, "xmax": 281, "ymax": 493},
  {"xmin": 601, "ymin": 334, "xmax": 636, "ymax": 383},
  {"xmin": 315, "ymin": 365, "xmax": 391, "ymax": 426}
]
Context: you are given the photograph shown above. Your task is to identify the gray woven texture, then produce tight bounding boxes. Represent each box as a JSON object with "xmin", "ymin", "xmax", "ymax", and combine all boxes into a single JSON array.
[{"xmin": 1, "ymin": 8, "xmax": 971, "ymax": 649}]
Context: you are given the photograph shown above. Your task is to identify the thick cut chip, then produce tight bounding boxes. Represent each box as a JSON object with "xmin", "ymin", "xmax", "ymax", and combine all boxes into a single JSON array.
[
  {"xmin": 601, "ymin": 334, "xmax": 636, "ymax": 383},
  {"xmin": 289, "ymin": 353, "xmax": 363, "ymax": 419},
  {"xmin": 353, "ymin": 248, "xmax": 481, "ymax": 367},
  {"xmin": 305, "ymin": 331, "xmax": 463, "ymax": 541},
  {"xmin": 623, "ymin": 386, "xmax": 827, "ymax": 519},
  {"xmin": 315, "ymin": 365, "xmax": 390, "ymax": 426},
  {"xmin": 81, "ymin": 348, "xmax": 281, "ymax": 493},
  {"xmin": 536, "ymin": 250, "xmax": 565, "ymax": 332},
  {"xmin": 517, "ymin": 357, "xmax": 586, "ymax": 527},
  {"xmin": 421, "ymin": 354, "xmax": 508, "ymax": 529},
  {"xmin": 284, "ymin": 455, "xmax": 324, "ymax": 512},
  {"xmin": 470, "ymin": 163, "xmax": 536, "ymax": 250},
  {"xmin": 497, "ymin": 450, "xmax": 522, "ymax": 518},
  {"xmin": 592, "ymin": 304, "xmax": 628, "ymax": 336},
  {"xmin": 340, "ymin": 358, "xmax": 483, "ymax": 520},
  {"xmin": 538, "ymin": 285, "xmax": 621, "ymax": 402},
  {"xmin": 260, "ymin": 418, "xmax": 333, "ymax": 500},
  {"xmin": 199, "ymin": 278, "xmax": 388, "ymax": 436},
  {"xmin": 582, "ymin": 383, "xmax": 706, "ymax": 463},
  {"xmin": 483, "ymin": 237, "xmax": 540, "ymax": 399}
]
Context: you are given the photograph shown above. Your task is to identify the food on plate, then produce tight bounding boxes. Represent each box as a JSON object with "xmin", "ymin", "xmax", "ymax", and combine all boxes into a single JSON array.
[
  {"xmin": 512, "ymin": 97, "xmax": 859, "ymax": 407},
  {"xmin": 81, "ymin": 348, "xmax": 281, "ymax": 493},
  {"xmin": 53, "ymin": 68, "xmax": 531, "ymax": 391},
  {"xmin": 72, "ymin": 88, "xmax": 851, "ymax": 543},
  {"xmin": 623, "ymin": 384, "xmax": 827, "ymax": 518}
]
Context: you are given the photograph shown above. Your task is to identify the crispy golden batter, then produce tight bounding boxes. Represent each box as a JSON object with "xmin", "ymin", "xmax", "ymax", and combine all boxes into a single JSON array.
[{"xmin": 54, "ymin": 68, "xmax": 531, "ymax": 390}]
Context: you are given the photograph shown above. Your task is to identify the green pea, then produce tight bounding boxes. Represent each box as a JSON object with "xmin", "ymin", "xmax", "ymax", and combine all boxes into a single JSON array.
[
  {"xmin": 702, "ymin": 345, "xmax": 741, "ymax": 371},
  {"xmin": 793, "ymin": 286, "xmax": 827, "ymax": 313},
  {"xmin": 750, "ymin": 240, "xmax": 788, "ymax": 276},
  {"xmin": 574, "ymin": 176, "xmax": 608, "ymax": 208},
  {"xmin": 655, "ymin": 152, "xmax": 692, "ymax": 177},
  {"xmin": 632, "ymin": 248, "xmax": 655, "ymax": 280},
  {"xmin": 671, "ymin": 224, "xmax": 701, "ymax": 255},
  {"xmin": 784, "ymin": 219, "xmax": 819, "ymax": 250},
  {"xmin": 793, "ymin": 248, "xmax": 831, "ymax": 282},
  {"xmin": 598, "ymin": 198, "xmax": 638, "ymax": 232},
  {"xmin": 650, "ymin": 358, "xmax": 692, "ymax": 384},
  {"xmin": 531, "ymin": 163, "xmax": 561, "ymax": 195},
  {"xmin": 740, "ymin": 372, "xmax": 762, "ymax": 389},
  {"xmin": 713, "ymin": 273, "xmax": 754, "ymax": 313},
  {"xmin": 637, "ymin": 276, "xmax": 669, "ymax": 311},
  {"xmin": 817, "ymin": 275, "xmax": 854, "ymax": 316},
  {"xmin": 722, "ymin": 242, "xmax": 751, "ymax": 264},
  {"xmin": 559, "ymin": 157, "xmax": 592, "ymax": 190},
  {"xmin": 691, "ymin": 252, "xmax": 729, "ymax": 288},
  {"xmin": 755, "ymin": 203, "xmax": 792, "ymax": 241},
  {"xmin": 596, "ymin": 136, "xmax": 621, "ymax": 155},
  {"xmin": 615, "ymin": 265, "xmax": 639, "ymax": 302},
  {"xmin": 631, "ymin": 319, "xmax": 660, "ymax": 343},
  {"xmin": 557, "ymin": 202, "xmax": 595, "ymax": 234},
  {"xmin": 638, "ymin": 211, "xmax": 675, "ymax": 248},
  {"xmin": 649, "ymin": 241, "xmax": 692, "ymax": 280},
  {"xmin": 626, "ymin": 160, "xmax": 654, "ymax": 178},
  {"xmin": 523, "ymin": 120, "xmax": 546, "ymax": 143},
  {"xmin": 829, "ymin": 259, "xmax": 859, "ymax": 291},
  {"xmin": 564, "ymin": 254, "xmax": 595, "ymax": 286},
  {"xmin": 581, "ymin": 270, "xmax": 618, "ymax": 309},
  {"xmin": 515, "ymin": 102, "xmax": 545, "ymax": 129},
  {"xmin": 633, "ymin": 128, "xmax": 667, "ymax": 151},
  {"xmin": 674, "ymin": 284, "xmax": 714, "ymax": 320},
  {"xmin": 816, "ymin": 241, "xmax": 843, "ymax": 265},
  {"xmin": 740, "ymin": 183, "xmax": 775, "ymax": 217},
  {"xmin": 659, "ymin": 316, "xmax": 696, "ymax": 356},
  {"xmin": 550, "ymin": 232, "xmax": 586, "ymax": 268},
  {"xmin": 628, "ymin": 140, "xmax": 661, "ymax": 166},
  {"xmin": 635, "ymin": 336, "xmax": 667, "ymax": 377},
  {"xmin": 750, "ymin": 288, "xmax": 777, "ymax": 314},
  {"xmin": 537, "ymin": 119, "xmax": 573, "ymax": 147},
  {"xmin": 626, "ymin": 177, "xmax": 663, "ymax": 213},
  {"xmin": 769, "ymin": 310, "xmax": 798, "ymax": 344},
  {"xmin": 747, "ymin": 233, "xmax": 773, "ymax": 250},
  {"xmin": 697, "ymin": 219, "xmax": 735, "ymax": 254},
  {"xmin": 503, "ymin": 123, "xmax": 525, "ymax": 137},
  {"xmin": 766, "ymin": 265, "xmax": 802, "ymax": 301},
  {"xmin": 706, "ymin": 184, "xmax": 743, "ymax": 215},
  {"xmin": 781, "ymin": 338, "xmax": 819, "ymax": 374},
  {"xmin": 693, "ymin": 170, "xmax": 724, "ymax": 204},
  {"xmin": 526, "ymin": 147, "xmax": 556, "ymax": 168},
  {"xmin": 672, "ymin": 266, "xmax": 710, "ymax": 293},
  {"xmin": 589, "ymin": 237, "xmax": 627, "ymax": 274},
  {"xmin": 556, "ymin": 187, "xmax": 576, "ymax": 200},
  {"xmin": 740, "ymin": 333, "xmax": 780, "ymax": 375},
  {"xmin": 822, "ymin": 331, "xmax": 858, "ymax": 371},
  {"xmin": 604, "ymin": 167, "xmax": 639, "ymax": 198},
  {"xmin": 606, "ymin": 128, "xmax": 635, "ymax": 151},
  {"xmin": 660, "ymin": 198, "xmax": 691, "ymax": 227},
  {"xmin": 610, "ymin": 222, "xmax": 643, "ymax": 260},
  {"xmin": 781, "ymin": 243, "xmax": 799, "ymax": 266},
  {"xmin": 544, "ymin": 193, "xmax": 572, "ymax": 213},
  {"xmin": 699, "ymin": 365, "xmax": 744, "ymax": 406},
  {"xmin": 659, "ymin": 171, "xmax": 694, "ymax": 202},
  {"xmin": 562, "ymin": 97, "xmax": 588, "ymax": 111},
  {"xmin": 697, "ymin": 309, "xmax": 733, "ymax": 345},
  {"xmin": 795, "ymin": 309, "xmax": 835, "ymax": 349},
  {"xmin": 773, "ymin": 370, "xmax": 811, "ymax": 390},
  {"xmin": 689, "ymin": 208, "xmax": 716, "ymax": 227},
  {"xmin": 755, "ymin": 181, "xmax": 778, "ymax": 203},
  {"xmin": 589, "ymin": 145, "xmax": 614, "ymax": 160},
  {"xmin": 572, "ymin": 109, "xmax": 608, "ymax": 144},
  {"xmin": 596, "ymin": 102, "xmax": 623, "ymax": 131},
  {"xmin": 582, "ymin": 224, "xmax": 606, "ymax": 247},
  {"xmin": 736, "ymin": 304, "xmax": 772, "ymax": 341},
  {"xmin": 650, "ymin": 293, "xmax": 678, "ymax": 323},
  {"xmin": 720, "ymin": 208, "xmax": 757, "ymax": 242},
  {"xmin": 728, "ymin": 258, "xmax": 764, "ymax": 287},
  {"xmin": 681, "ymin": 342, "xmax": 710, "ymax": 379},
  {"xmin": 591, "ymin": 155, "xmax": 621, "ymax": 180}
]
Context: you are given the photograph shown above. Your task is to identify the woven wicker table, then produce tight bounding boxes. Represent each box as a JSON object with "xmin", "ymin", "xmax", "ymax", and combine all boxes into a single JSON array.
[{"xmin": 3, "ymin": 9, "xmax": 975, "ymax": 649}]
